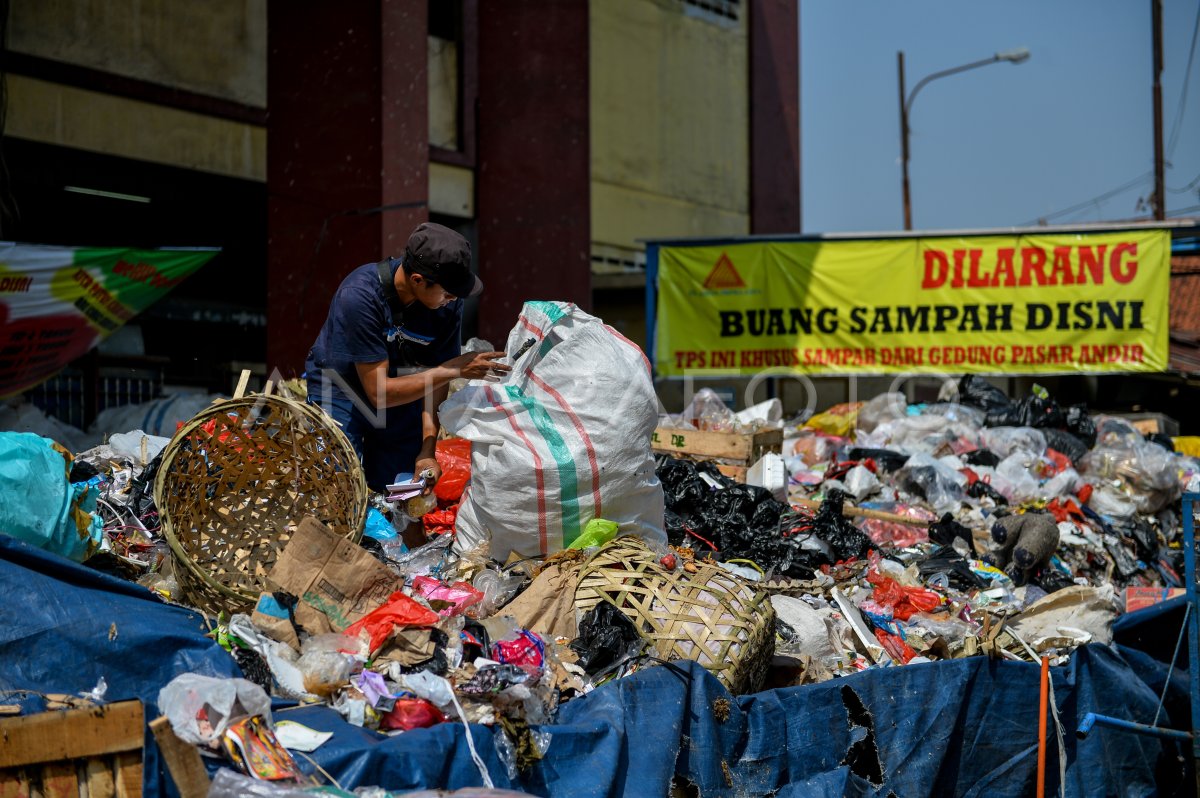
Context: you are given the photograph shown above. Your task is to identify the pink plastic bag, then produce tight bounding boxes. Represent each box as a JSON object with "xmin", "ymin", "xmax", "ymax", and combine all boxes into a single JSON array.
[{"xmin": 411, "ymin": 575, "xmax": 484, "ymax": 617}]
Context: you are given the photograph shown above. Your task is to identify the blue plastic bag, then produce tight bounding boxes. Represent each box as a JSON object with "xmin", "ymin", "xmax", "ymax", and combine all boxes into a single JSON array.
[
  {"xmin": 363, "ymin": 506, "xmax": 398, "ymax": 541},
  {"xmin": 0, "ymin": 432, "xmax": 102, "ymax": 562}
]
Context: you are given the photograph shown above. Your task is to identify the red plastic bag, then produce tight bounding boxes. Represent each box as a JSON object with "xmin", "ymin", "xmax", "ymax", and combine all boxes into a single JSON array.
[
  {"xmin": 423, "ymin": 505, "xmax": 458, "ymax": 536},
  {"xmin": 874, "ymin": 628, "xmax": 917, "ymax": 664},
  {"xmin": 867, "ymin": 570, "xmax": 942, "ymax": 621},
  {"xmin": 434, "ymin": 438, "xmax": 471, "ymax": 504},
  {"xmin": 895, "ymin": 586, "xmax": 942, "ymax": 620},
  {"xmin": 343, "ymin": 591, "xmax": 440, "ymax": 654},
  {"xmin": 379, "ymin": 697, "xmax": 446, "ymax": 731}
]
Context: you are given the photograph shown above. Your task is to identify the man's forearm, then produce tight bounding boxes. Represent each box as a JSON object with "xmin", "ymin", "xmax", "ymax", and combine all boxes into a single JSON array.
[
  {"xmin": 417, "ymin": 384, "xmax": 451, "ymax": 460},
  {"xmin": 375, "ymin": 366, "xmax": 455, "ymax": 409}
]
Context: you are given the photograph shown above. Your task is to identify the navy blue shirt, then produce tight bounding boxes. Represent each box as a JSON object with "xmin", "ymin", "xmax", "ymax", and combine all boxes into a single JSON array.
[{"xmin": 305, "ymin": 261, "xmax": 462, "ymax": 451}]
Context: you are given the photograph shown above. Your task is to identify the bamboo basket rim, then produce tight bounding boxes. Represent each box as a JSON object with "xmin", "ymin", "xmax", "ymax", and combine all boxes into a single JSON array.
[{"xmin": 154, "ymin": 391, "xmax": 367, "ymax": 610}]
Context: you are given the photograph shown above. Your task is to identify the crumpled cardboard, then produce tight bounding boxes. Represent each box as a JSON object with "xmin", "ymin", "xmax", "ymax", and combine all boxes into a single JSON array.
[
  {"xmin": 251, "ymin": 516, "xmax": 402, "ymax": 649},
  {"xmin": 374, "ymin": 627, "xmax": 436, "ymax": 667},
  {"xmin": 1008, "ymin": 584, "xmax": 1119, "ymax": 647},
  {"xmin": 503, "ymin": 561, "xmax": 581, "ymax": 642}
]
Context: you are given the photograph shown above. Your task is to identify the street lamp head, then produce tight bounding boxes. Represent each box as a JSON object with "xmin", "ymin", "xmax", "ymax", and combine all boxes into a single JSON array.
[{"xmin": 995, "ymin": 47, "xmax": 1031, "ymax": 64}]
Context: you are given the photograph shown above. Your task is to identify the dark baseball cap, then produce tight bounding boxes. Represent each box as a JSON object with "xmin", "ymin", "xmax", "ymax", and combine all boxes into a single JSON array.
[{"xmin": 403, "ymin": 222, "xmax": 483, "ymax": 298}]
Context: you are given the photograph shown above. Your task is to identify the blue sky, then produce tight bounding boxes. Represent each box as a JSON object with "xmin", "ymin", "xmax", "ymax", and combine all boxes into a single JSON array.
[{"xmin": 801, "ymin": 1, "xmax": 1200, "ymax": 233}]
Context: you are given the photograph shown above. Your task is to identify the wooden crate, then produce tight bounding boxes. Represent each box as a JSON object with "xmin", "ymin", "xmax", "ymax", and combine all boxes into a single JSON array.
[
  {"xmin": 0, "ymin": 701, "xmax": 144, "ymax": 797},
  {"xmin": 651, "ymin": 426, "xmax": 783, "ymax": 482},
  {"xmin": 1112, "ymin": 412, "xmax": 1179, "ymax": 436}
]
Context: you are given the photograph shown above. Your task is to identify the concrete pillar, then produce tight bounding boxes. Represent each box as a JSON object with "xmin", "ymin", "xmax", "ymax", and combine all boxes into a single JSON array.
[
  {"xmin": 476, "ymin": 1, "xmax": 591, "ymax": 344},
  {"xmin": 749, "ymin": 0, "xmax": 800, "ymax": 233},
  {"xmin": 266, "ymin": 0, "xmax": 428, "ymax": 374}
]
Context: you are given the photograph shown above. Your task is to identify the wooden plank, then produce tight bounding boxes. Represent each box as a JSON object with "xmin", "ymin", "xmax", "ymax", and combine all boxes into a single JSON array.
[
  {"xmin": 652, "ymin": 428, "xmax": 752, "ymax": 460},
  {"xmin": 148, "ymin": 718, "xmax": 208, "ymax": 798},
  {"xmin": 112, "ymin": 753, "xmax": 141, "ymax": 798},
  {"xmin": 0, "ymin": 702, "xmax": 143, "ymax": 769},
  {"xmin": 791, "ymin": 496, "xmax": 929, "ymax": 527},
  {"xmin": 233, "ymin": 369, "xmax": 251, "ymax": 399},
  {"xmin": 715, "ymin": 464, "xmax": 748, "ymax": 483},
  {"xmin": 651, "ymin": 427, "xmax": 783, "ymax": 462},
  {"xmin": 38, "ymin": 764, "xmax": 74, "ymax": 798},
  {"xmin": 84, "ymin": 759, "xmax": 115, "ymax": 798}
]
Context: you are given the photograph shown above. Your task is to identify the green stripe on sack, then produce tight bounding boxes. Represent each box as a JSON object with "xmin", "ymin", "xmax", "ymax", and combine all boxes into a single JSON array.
[
  {"xmin": 505, "ymin": 384, "xmax": 582, "ymax": 546},
  {"xmin": 527, "ymin": 300, "xmax": 566, "ymax": 323}
]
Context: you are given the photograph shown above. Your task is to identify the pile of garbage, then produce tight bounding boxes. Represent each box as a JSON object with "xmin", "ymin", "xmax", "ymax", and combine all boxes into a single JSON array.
[
  {"xmin": 0, "ymin": 303, "xmax": 683, "ymax": 790},
  {"xmin": 655, "ymin": 375, "xmax": 1194, "ymax": 681},
  {"xmin": 2, "ymin": 298, "xmax": 1197, "ymax": 792}
]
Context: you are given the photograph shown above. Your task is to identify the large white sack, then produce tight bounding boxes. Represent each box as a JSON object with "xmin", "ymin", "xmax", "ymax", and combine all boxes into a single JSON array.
[
  {"xmin": 440, "ymin": 301, "xmax": 665, "ymax": 561},
  {"xmin": 88, "ymin": 392, "xmax": 218, "ymax": 438}
]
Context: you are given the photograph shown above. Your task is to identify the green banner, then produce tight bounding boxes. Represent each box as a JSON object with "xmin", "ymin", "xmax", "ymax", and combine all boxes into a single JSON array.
[{"xmin": 0, "ymin": 243, "xmax": 218, "ymax": 397}]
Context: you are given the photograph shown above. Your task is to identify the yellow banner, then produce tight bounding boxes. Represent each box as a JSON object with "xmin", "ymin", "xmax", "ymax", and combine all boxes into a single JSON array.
[{"xmin": 654, "ymin": 230, "xmax": 1170, "ymax": 376}]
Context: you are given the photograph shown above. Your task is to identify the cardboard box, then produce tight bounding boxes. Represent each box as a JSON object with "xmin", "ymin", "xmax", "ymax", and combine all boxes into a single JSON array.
[{"xmin": 1124, "ymin": 586, "xmax": 1187, "ymax": 613}]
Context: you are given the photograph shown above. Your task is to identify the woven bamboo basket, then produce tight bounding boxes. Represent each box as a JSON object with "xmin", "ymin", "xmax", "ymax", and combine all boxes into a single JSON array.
[
  {"xmin": 575, "ymin": 537, "xmax": 775, "ymax": 695},
  {"xmin": 154, "ymin": 386, "xmax": 367, "ymax": 615}
]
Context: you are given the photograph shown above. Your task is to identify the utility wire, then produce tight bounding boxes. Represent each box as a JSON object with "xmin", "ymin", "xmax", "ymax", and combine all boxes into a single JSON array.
[
  {"xmin": 1021, "ymin": 172, "xmax": 1153, "ymax": 226},
  {"xmin": 1169, "ymin": 170, "xmax": 1200, "ymax": 194},
  {"xmin": 1024, "ymin": 3, "xmax": 1200, "ymax": 225},
  {"xmin": 1166, "ymin": 0, "xmax": 1200, "ymax": 159}
]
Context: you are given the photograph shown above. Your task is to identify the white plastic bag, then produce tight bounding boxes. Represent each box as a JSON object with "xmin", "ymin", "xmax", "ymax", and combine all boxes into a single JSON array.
[
  {"xmin": 157, "ymin": 673, "xmax": 272, "ymax": 746},
  {"xmin": 440, "ymin": 302, "xmax": 666, "ymax": 561}
]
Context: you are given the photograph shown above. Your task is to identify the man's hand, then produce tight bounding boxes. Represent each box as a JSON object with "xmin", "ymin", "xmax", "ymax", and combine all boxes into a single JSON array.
[
  {"xmin": 446, "ymin": 351, "xmax": 512, "ymax": 381},
  {"xmin": 414, "ymin": 456, "xmax": 441, "ymax": 495}
]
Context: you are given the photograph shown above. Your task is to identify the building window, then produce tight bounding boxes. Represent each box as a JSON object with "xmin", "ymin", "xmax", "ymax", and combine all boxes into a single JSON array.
[
  {"xmin": 428, "ymin": 0, "xmax": 462, "ymax": 151},
  {"xmin": 428, "ymin": 0, "xmax": 477, "ymax": 168},
  {"xmin": 682, "ymin": 0, "xmax": 739, "ymax": 23}
]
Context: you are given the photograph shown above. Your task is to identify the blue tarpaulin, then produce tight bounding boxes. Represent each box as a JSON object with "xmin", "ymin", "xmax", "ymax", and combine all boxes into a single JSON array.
[{"xmin": 0, "ymin": 534, "xmax": 1192, "ymax": 797}]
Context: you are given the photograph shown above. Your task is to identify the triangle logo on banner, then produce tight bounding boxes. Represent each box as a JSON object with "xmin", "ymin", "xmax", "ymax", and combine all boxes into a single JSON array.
[{"xmin": 703, "ymin": 252, "xmax": 746, "ymax": 289}]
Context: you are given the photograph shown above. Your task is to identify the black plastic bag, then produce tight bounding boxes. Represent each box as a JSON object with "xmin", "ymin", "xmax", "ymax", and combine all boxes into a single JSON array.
[
  {"xmin": 1064, "ymin": 404, "xmax": 1097, "ymax": 448},
  {"xmin": 570, "ymin": 601, "xmax": 644, "ymax": 675},
  {"xmin": 846, "ymin": 447, "xmax": 910, "ymax": 473},
  {"xmin": 1042, "ymin": 428, "xmax": 1088, "ymax": 465},
  {"xmin": 967, "ymin": 479, "xmax": 1008, "ymax": 505},
  {"xmin": 963, "ymin": 449, "xmax": 1001, "ymax": 468},
  {"xmin": 811, "ymin": 491, "xmax": 874, "ymax": 562},
  {"xmin": 917, "ymin": 544, "xmax": 985, "ymax": 589},
  {"xmin": 1111, "ymin": 517, "xmax": 1160, "ymax": 562},
  {"xmin": 128, "ymin": 450, "xmax": 165, "ymax": 525},
  {"xmin": 69, "ymin": 459, "xmax": 101, "ymax": 483},
  {"xmin": 897, "ymin": 465, "xmax": 941, "ymax": 503},
  {"xmin": 1015, "ymin": 394, "xmax": 1065, "ymax": 429},
  {"xmin": 664, "ymin": 508, "xmax": 690, "ymax": 548},
  {"xmin": 959, "ymin": 376, "xmax": 1098, "ymax": 443},
  {"xmin": 957, "ymin": 375, "xmax": 1012, "ymax": 415},
  {"xmin": 656, "ymin": 455, "xmax": 712, "ymax": 516},
  {"xmin": 1032, "ymin": 567, "xmax": 1075, "ymax": 594},
  {"xmin": 1146, "ymin": 432, "xmax": 1175, "ymax": 453},
  {"xmin": 928, "ymin": 513, "xmax": 974, "ymax": 548},
  {"xmin": 654, "ymin": 455, "xmax": 869, "ymax": 579}
]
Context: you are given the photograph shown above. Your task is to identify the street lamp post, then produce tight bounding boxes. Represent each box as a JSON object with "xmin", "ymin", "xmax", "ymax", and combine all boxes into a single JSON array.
[{"xmin": 898, "ymin": 47, "xmax": 1031, "ymax": 230}]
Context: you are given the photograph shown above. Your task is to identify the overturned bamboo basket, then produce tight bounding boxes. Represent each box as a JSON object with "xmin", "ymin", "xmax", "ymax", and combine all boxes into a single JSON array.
[
  {"xmin": 575, "ymin": 537, "xmax": 775, "ymax": 695},
  {"xmin": 154, "ymin": 380, "xmax": 367, "ymax": 615}
]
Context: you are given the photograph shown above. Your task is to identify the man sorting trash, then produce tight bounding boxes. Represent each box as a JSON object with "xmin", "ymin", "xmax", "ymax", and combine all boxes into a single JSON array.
[{"xmin": 305, "ymin": 222, "xmax": 509, "ymax": 540}]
